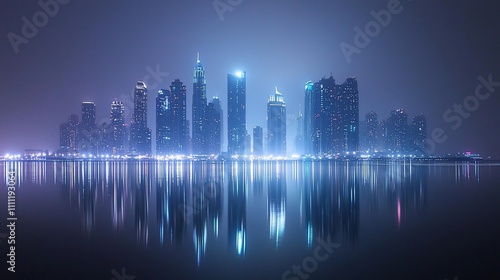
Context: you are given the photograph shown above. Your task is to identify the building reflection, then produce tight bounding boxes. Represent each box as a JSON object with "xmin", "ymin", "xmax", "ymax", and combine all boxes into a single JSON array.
[
  {"xmin": 301, "ymin": 161, "xmax": 360, "ymax": 248},
  {"xmin": 228, "ymin": 162, "xmax": 247, "ymax": 256},
  {"xmin": 156, "ymin": 161, "xmax": 188, "ymax": 248},
  {"xmin": 267, "ymin": 161, "xmax": 286, "ymax": 247},
  {"xmin": 190, "ymin": 162, "xmax": 223, "ymax": 266}
]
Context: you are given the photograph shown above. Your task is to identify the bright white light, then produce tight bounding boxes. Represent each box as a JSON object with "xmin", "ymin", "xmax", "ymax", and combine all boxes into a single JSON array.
[{"xmin": 235, "ymin": 71, "xmax": 243, "ymax": 78}]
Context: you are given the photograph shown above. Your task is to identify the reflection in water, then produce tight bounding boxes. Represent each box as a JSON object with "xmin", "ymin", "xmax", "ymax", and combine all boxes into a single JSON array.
[
  {"xmin": 267, "ymin": 161, "xmax": 286, "ymax": 247},
  {"xmin": 228, "ymin": 162, "xmax": 247, "ymax": 256},
  {"xmin": 6, "ymin": 159, "xmax": 489, "ymax": 266},
  {"xmin": 300, "ymin": 161, "xmax": 360, "ymax": 248}
]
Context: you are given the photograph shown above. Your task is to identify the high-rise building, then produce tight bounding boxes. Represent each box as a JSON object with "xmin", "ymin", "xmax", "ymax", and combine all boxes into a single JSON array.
[
  {"xmin": 129, "ymin": 81, "xmax": 152, "ymax": 155},
  {"xmin": 305, "ymin": 76, "xmax": 360, "ymax": 155},
  {"xmin": 79, "ymin": 102, "xmax": 97, "ymax": 154},
  {"xmin": 295, "ymin": 111, "xmax": 304, "ymax": 155},
  {"xmin": 156, "ymin": 89, "xmax": 171, "ymax": 155},
  {"xmin": 192, "ymin": 53, "xmax": 208, "ymax": 155},
  {"xmin": 253, "ymin": 126, "xmax": 263, "ymax": 156},
  {"xmin": 110, "ymin": 100, "xmax": 126, "ymax": 155},
  {"xmin": 60, "ymin": 114, "xmax": 79, "ymax": 152},
  {"xmin": 386, "ymin": 109, "xmax": 408, "ymax": 153},
  {"xmin": 303, "ymin": 81, "xmax": 314, "ymax": 154},
  {"xmin": 410, "ymin": 114, "xmax": 427, "ymax": 155},
  {"xmin": 97, "ymin": 121, "xmax": 112, "ymax": 155},
  {"xmin": 267, "ymin": 87, "xmax": 287, "ymax": 156},
  {"xmin": 338, "ymin": 77, "xmax": 359, "ymax": 153},
  {"xmin": 364, "ymin": 111, "xmax": 378, "ymax": 152},
  {"xmin": 227, "ymin": 71, "xmax": 246, "ymax": 155},
  {"xmin": 170, "ymin": 79, "xmax": 188, "ymax": 154},
  {"xmin": 206, "ymin": 97, "xmax": 222, "ymax": 155}
]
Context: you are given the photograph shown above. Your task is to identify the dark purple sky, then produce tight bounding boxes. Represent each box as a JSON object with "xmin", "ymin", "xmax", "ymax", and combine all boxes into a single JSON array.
[{"xmin": 1, "ymin": 0, "xmax": 499, "ymax": 156}]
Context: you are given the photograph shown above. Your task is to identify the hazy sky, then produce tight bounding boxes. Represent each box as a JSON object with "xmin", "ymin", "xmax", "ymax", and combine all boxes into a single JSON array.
[{"xmin": 1, "ymin": 0, "xmax": 499, "ymax": 155}]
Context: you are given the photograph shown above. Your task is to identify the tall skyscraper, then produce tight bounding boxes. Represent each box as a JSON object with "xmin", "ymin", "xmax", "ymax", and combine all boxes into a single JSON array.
[
  {"xmin": 192, "ymin": 53, "xmax": 208, "ymax": 155},
  {"xmin": 305, "ymin": 76, "xmax": 360, "ymax": 155},
  {"xmin": 129, "ymin": 81, "xmax": 152, "ymax": 155},
  {"xmin": 364, "ymin": 111, "xmax": 378, "ymax": 152},
  {"xmin": 206, "ymin": 97, "xmax": 222, "ymax": 155},
  {"xmin": 387, "ymin": 109, "xmax": 408, "ymax": 153},
  {"xmin": 410, "ymin": 114, "xmax": 427, "ymax": 155},
  {"xmin": 267, "ymin": 87, "xmax": 287, "ymax": 156},
  {"xmin": 295, "ymin": 111, "xmax": 304, "ymax": 155},
  {"xmin": 303, "ymin": 81, "xmax": 314, "ymax": 154},
  {"xmin": 338, "ymin": 77, "xmax": 359, "ymax": 153},
  {"xmin": 253, "ymin": 126, "xmax": 263, "ymax": 156},
  {"xmin": 110, "ymin": 100, "xmax": 126, "ymax": 155},
  {"xmin": 156, "ymin": 89, "xmax": 171, "ymax": 155},
  {"xmin": 60, "ymin": 114, "xmax": 79, "ymax": 153},
  {"xmin": 227, "ymin": 71, "xmax": 246, "ymax": 155},
  {"xmin": 170, "ymin": 79, "xmax": 188, "ymax": 154},
  {"xmin": 79, "ymin": 102, "xmax": 97, "ymax": 154}
]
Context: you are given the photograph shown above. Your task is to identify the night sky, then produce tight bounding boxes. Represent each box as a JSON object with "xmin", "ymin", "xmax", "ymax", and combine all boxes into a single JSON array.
[{"xmin": 1, "ymin": 0, "xmax": 499, "ymax": 156}]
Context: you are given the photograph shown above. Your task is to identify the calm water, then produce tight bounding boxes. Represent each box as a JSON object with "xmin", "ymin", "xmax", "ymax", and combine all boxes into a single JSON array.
[{"xmin": 1, "ymin": 160, "xmax": 500, "ymax": 280}]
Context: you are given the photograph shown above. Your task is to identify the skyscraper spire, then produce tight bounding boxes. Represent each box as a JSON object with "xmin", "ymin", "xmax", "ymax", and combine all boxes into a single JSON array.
[{"xmin": 197, "ymin": 52, "xmax": 200, "ymax": 63}]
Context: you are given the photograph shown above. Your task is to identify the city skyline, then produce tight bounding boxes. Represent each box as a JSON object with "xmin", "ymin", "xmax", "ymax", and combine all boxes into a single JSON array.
[{"xmin": 1, "ymin": 0, "xmax": 499, "ymax": 156}]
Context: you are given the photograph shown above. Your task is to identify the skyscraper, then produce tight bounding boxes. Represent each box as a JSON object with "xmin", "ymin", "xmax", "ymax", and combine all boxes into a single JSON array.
[
  {"xmin": 303, "ymin": 81, "xmax": 314, "ymax": 154},
  {"xmin": 206, "ymin": 97, "xmax": 222, "ymax": 155},
  {"xmin": 295, "ymin": 111, "xmax": 304, "ymax": 155},
  {"xmin": 110, "ymin": 100, "xmax": 126, "ymax": 155},
  {"xmin": 410, "ymin": 114, "xmax": 427, "ymax": 155},
  {"xmin": 170, "ymin": 79, "xmax": 188, "ymax": 154},
  {"xmin": 79, "ymin": 102, "xmax": 97, "ymax": 154},
  {"xmin": 305, "ymin": 76, "xmax": 360, "ymax": 155},
  {"xmin": 60, "ymin": 114, "xmax": 79, "ymax": 153},
  {"xmin": 156, "ymin": 89, "xmax": 171, "ymax": 155},
  {"xmin": 387, "ymin": 109, "xmax": 408, "ymax": 153},
  {"xmin": 267, "ymin": 87, "xmax": 287, "ymax": 156},
  {"xmin": 364, "ymin": 111, "xmax": 378, "ymax": 152},
  {"xmin": 338, "ymin": 77, "xmax": 359, "ymax": 153},
  {"xmin": 253, "ymin": 126, "xmax": 263, "ymax": 156},
  {"xmin": 227, "ymin": 71, "xmax": 246, "ymax": 155},
  {"xmin": 129, "ymin": 81, "xmax": 152, "ymax": 155},
  {"xmin": 192, "ymin": 53, "xmax": 208, "ymax": 155}
]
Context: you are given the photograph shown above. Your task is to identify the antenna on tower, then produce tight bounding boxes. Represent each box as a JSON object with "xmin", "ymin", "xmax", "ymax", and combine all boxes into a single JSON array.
[{"xmin": 197, "ymin": 52, "xmax": 200, "ymax": 63}]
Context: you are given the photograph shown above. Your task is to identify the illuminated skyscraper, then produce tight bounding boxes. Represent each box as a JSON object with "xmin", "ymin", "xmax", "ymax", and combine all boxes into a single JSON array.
[
  {"xmin": 206, "ymin": 97, "xmax": 222, "ymax": 155},
  {"xmin": 110, "ymin": 100, "xmax": 126, "ymax": 155},
  {"xmin": 79, "ymin": 102, "xmax": 97, "ymax": 154},
  {"xmin": 364, "ymin": 111, "xmax": 378, "ymax": 152},
  {"xmin": 303, "ymin": 81, "xmax": 314, "ymax": 154},
  {"xmin": 267, "ymin": 87, "xmax": 287, "ymax": 156},
  {"xmin": 129, "ymin": 81, "xmax": 151, "ymax": 155},
  {"xmin": 387, "ymin": 109, "xmax": 408, "ymax": 153},
  {"xmin": 192, "ymin": 53, "xmax": 208, "ymax": 155},
  {"xmin": 410, "ymin": 114, "xmax": 427, "ymax": 155},
  {"xmin": 338, "ymin": 77, "xmax": 360, "ymax": 153},
  {"xmin": 305, "ymin": 76, "xmax": 360, "ymax": 155},
  {"xmin": 227, "ymin": 71, "xmax": 246, "ymax": 155},
  {"xmin": 253, "ymin": 126, "xmax": 263, "ymax": 156},
  {"xmin": 156, "ymin": 89, "xmax": 171, "ymax": 155},
  {"xmin": 169, "ymin": 79, "xmax": 188, "ymax": 154},
  {"xmin": 295, "ymin": 111, "xmax": 304, "ymax": 155}
]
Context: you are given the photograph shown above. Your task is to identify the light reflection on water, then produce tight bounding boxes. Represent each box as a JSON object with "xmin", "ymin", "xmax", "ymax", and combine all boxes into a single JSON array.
[{"xmin": 1, "ymin": 160, "xmax": 495, "ymax": 279}]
